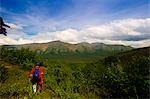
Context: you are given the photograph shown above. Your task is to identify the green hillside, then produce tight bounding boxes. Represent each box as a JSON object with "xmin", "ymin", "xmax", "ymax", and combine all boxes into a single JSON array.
[
  {"xmin": 1, "ymin": 41, "xmax": 133, "ymax": 60},
  {"xmin": 0, "ymin": 46, "xmax": 149, "ymax": 98},
  {"xmin": 102, "ymin": 47, "xmax": 150, "ymax": 98}
]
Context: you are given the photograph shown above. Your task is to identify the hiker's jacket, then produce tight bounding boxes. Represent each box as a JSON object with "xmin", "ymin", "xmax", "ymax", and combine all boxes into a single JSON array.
[{"xmin": 30, "ymin": 66, "xmax": 44, "ymax": 84}]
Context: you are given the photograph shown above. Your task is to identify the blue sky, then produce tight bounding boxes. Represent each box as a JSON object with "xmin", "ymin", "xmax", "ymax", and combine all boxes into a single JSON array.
[{"xmin": 0, "ymin": 0, "xmax": 150, "ymax": 47}]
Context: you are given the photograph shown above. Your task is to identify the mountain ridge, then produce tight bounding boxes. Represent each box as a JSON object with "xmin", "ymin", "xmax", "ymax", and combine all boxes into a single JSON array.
[
  {"xmin": 1, "ymin": 40, "xmax": 133, "ymax": 51},
  {"xmin": 1, "ymin": 40, "xmax": 132, "ymax": 47},
  {"xmin": 1, "ymin": 41, "xmax": 133, "ymax": 58}
]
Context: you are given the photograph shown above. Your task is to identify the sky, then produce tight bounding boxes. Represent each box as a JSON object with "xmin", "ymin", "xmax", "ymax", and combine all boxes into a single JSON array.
[{"xmin": 0, "ymin": 0, "xmax": 150, "ymax": 47}]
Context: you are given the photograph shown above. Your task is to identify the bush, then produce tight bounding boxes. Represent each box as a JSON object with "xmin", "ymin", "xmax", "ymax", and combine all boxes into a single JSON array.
[
  {"xmin": 100, "ymin": 56, "xmax": 150, "ymax": 98},
  {"xmin": 0, "ymin": 68, "xmax": 32, "ymax": 98},
  {"xmin": 0, "ymin": 64, "xmax": 8, "ymax": 83}
]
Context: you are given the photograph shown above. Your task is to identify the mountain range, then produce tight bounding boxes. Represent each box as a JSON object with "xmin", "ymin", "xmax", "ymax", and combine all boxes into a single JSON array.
[{"xmin": 1, "ymin": 41, "xmax": 133, "ymax": 58}]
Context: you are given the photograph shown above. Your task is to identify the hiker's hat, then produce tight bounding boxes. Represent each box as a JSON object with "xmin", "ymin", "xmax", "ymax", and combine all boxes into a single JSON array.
[{"xmin": 36, "ymin": 62, "xmax": 41, "ymax": 66}]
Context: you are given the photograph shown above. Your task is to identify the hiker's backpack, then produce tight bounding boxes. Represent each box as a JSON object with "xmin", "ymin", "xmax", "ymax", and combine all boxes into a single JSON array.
[{"xmin": 33, "ymin": 67, "xmax": 40, "ymax": 80}]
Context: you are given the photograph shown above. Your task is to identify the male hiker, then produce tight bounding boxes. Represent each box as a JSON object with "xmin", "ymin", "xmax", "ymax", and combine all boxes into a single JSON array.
[
  {"xmin": 29, "ymin": 62, "xmax": 44, "ymax": 93},
  {"xmin": 0, "ymin": 17, "xmax": 10, "ymax": 36}
]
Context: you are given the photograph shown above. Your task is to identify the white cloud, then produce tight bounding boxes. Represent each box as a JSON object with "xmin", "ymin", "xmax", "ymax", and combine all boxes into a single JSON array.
[
  {"xmin": 0, "ymin": 36, "xmax": 33, "ymax": 45},
  {"xmin": 4, "ymin": 23, "xmax": 29, "ymax": 40},
  {"xmin": 53, "ymin": 29, "xmax": 80, "ymax": 42},
  {"xmin": 0, "ymin": 18, "xmax": 149, "ymax": 48},
  {"xmin": 122, "ymin": 39, "xmax": 150, "ymax": 48},
  {"xmin": 83, "ymin": 18, "xmax": 150, "ymax": 41},
  {"xmin": 7, "ymin": 23, "xmax": 23, "ymax": 30},
  {"xmin": 0, "ymin": 36, "xmax": 17, "ymax": 45}
]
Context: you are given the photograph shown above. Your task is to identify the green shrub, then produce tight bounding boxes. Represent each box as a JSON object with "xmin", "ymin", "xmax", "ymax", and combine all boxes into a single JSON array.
[
  {"xmin": 0, "ymin": 68, "xmax": 32, "ymax": 98},
  {"xmin": 0, "ymin": 64, "xmax": 8, "ymax": 83}
]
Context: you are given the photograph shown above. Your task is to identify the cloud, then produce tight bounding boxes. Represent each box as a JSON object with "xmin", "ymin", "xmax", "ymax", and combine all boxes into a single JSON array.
[
  {"xmin": 30, "ymin": 28, "xmax": 80, "ymax": 43},
  {"xmin": 28, "ymin": 18, "xmax": 150, "ymax": 47},
  {"xmin": 0, "ymin": 36, "xmax": 17, "ymax": 45},
  {"xmin": 0, "ymin": 36, "xmax": 33, "ymax": 45},
  {"xmin": 85, "ymin": 18, "xmax": 150, "ymax": 41},
  {"xmin": 1, "ymin": 0, "xmax": 148, "ymax": 36},
  {"xmin": 7, "ymin": 23, "xmax": 23, "ymax": 30},
  {"xmin": 7, "ymin": 25, "xmax": 26, "ymax": 39},
  {"xmin": 122, "ymin": 39, "xmax": 150, "ymax": 48},
  {"xmin": 0, "ymin": 18, "xmax": 149, "ymax": 48}
]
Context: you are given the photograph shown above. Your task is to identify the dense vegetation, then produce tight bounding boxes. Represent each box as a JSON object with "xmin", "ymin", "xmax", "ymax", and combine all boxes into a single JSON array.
[
  {"xmin": 0, "ymin": 46, "xmax": 149, "ymax": 98},
  {"xmin": 3, "ymin": 41, "xmax": 133, "ymax": 59}
]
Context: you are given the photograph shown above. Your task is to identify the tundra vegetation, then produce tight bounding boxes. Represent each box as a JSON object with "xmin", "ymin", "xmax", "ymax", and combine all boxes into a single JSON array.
[{"xmin": 0, "ymin": 45, "xmax": 149, "ymax": 98}]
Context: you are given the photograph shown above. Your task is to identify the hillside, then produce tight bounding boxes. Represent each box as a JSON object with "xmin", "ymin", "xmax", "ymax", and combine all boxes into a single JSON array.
[
  {"xmin": 103, "ymin": 46, "xmax": 150, "ymax": 66},
  {"xmin": 0, "ymin": 45, "xmax": 149, "ymax": 98},
  {"xmin": 101, "ymin": 46, "xmax": 150, "ymax": 98},
  {"xmin": 1, "ymin": 41, "xmax": 133, "ymax": 58}
]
